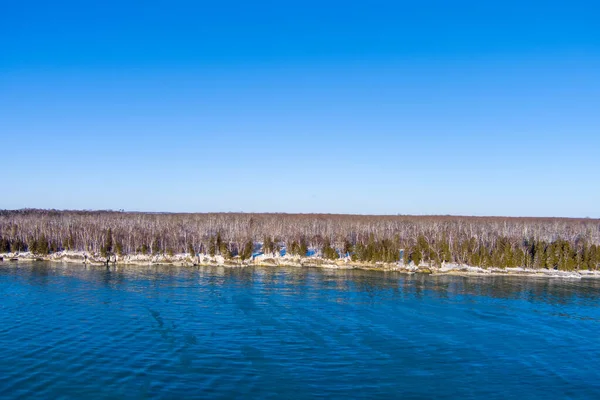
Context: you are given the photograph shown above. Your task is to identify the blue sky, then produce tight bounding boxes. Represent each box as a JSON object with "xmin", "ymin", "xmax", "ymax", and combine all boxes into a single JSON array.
[{"xmin": 1, "ymin": 0, "xmax": 599, "ymax": 217}]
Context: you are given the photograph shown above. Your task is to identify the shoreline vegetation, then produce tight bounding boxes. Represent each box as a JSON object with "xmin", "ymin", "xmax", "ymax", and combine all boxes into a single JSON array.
[
  {"xmin": 1, "ymin": 250, "xmax": 599, "ymax": 279},
  {"xmin": 1, "ymin": 209, "xmax": 599, "ymax": 279}
]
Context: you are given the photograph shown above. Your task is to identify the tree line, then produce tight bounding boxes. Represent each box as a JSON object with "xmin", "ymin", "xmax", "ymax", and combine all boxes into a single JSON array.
[{"xmin": 0, "ymin": 209, "xmax": 599, "ymax": 270}]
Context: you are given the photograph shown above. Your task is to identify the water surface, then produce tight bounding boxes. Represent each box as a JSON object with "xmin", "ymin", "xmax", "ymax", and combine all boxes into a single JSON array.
[{"xmin": 1, "ymin": 262, "xmax": 599, "ymax": 399}]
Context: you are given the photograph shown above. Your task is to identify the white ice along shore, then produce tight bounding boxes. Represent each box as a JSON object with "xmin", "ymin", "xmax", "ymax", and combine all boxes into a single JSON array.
[{"xmin": 1, "ymin": 249, "xmax": 599, "ymax": 279}]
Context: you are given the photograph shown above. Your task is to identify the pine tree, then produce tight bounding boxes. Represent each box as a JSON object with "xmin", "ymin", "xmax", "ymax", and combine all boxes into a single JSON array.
[
  {"xmin": 502, "ymin": 240, "xmax": 515, "ymax": 268},
  {"xmin": 410, "ymin": 246, "xmax": 422, "ymax": 266},
  {"xmin": 533, "ymin": 240, "xmax": 547, "ymax": 269},
  {"xmin": 0, "ymin": 237, "xmax": 10, "ymax": 253},
  {"xmin": 37, "ymin": 235, "xmax": 49, "ymax": 255},
  {"xmin": 100, "ymin": 229, "xmax": 113, "ymax": 258},
  {"xmin": 104, "ymin": 228, "xmax": 113, "ymax": 254},
  {"xmin": 289, "ymin": 241, "xmax": 298, "ymax": 255},
  {"xmin": 352, "ymin": 242, "xmax": 366, "ymax": 261},
  {"xmin": 10, "ymin": 239, "xmax": 25, "ymax": 252},
  {"xmin": 299, "ymin": 238, "xmax": 308, "ymax": 257},
  {"xmin": 263, "ymin": 236, "xmax": 274, "ymax": 254},
  {"xmin": 208, "ymin": 237, "xmax": 216, "ymax": 257},
  {"xmin": 216, "ymin": 232, "xmax": 222, "ymax": 251},
  {"xmin": 322, "ymin": 238, "xmax": 339, "ymax": 260},
  {"xmin": 240, "ymin": 240, "xmax": 253, "ymax": 260},
  {"xmin": 219, "ymin": 242, "xmax": 232, "ymax": 259},
  {"xmin": 115, "ymin": 241, "xmax": 124, "ymax": 256},
  {"xmin": 440, "ymin": 235, "xmax": 452, "ymax": 263},
  {"xmin": 343, "ymin": 240, "xmax": 353, "ymax": 257},
  {"xmin": 28, "ymin": 237, "xmax": 38, "ymax": 254},
  {"xmin": 151, "ymin": 236, "xmax": 161, "ymax": 255},
  {"xmin": 589, "ymin": 245, "xmax": 598, "ymax": 270},
  {"xmin": 514, "ymin": 247, "xmax": 526, "ymax": 268},
  {"xmin": 417, "ymin": 235, "xmax": 430, "ymax": 262}
]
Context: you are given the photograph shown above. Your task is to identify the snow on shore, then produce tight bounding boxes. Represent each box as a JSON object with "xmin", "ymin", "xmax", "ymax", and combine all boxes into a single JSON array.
[{"xmin": 1, "ymin": 251, "xmax": 599, "ymax": 279}]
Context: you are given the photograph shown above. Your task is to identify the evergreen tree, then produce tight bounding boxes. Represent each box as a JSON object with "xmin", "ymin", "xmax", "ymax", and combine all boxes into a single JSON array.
[
  {"xmin": 151, "ymin": 236, "xmax": 161, "ymax": 255},
  {"xmin": 104, "ymin": 228, "xmax": 113, "ymax": 254},
  {"xmin": 560, "ymin": 241, "xmax": 576, "ymax": 271},
  {"xmin": 37, "ymin": 235, "xmax": 49, "ymax": 255},
  {"xmin": 28, "ymin": 237, "xmax": 38, "ymax": 254},
  {"xmin": 208, "ymin": 237, "xmax": 216, "ymax": 257},
  {"xmin": 502, "ymin": 240, "xmax": 515, "ymax": 268},
  {"xmin": 263, "ymin": 236, "xmax": 274, "ymax": 254},
  {"xmin": 440, "ymin": 235, "xmax": 452, "ymax": 263},
  {"xmin": 402, "ymin": 247, "xmax": 410, "ymax": 264},
  {"xmin": 590, "ymin": 245, "xmax": 598, "ymax": 270},
  {"xmin": 10, "ymin": 239, "xmax": 25, "ymax": 252},
  {"xmin": 417, "ymin": 235, "xmax": 430, "ymax": 262},
  {"xmin": 0, "ymin": 237, "xmax": 10, "ymax": 253},
  {"xmin": 115, "ymin": 241, "xmax": 124, "ymax": 256},
  {"xmin": 547, "ymin": 242, "xmax": 559, "ymax": 269},
  {"xmin": 216, "ymin": 233, "xmax": 222, "ymax": 252},
  {"xmin": 289, "ymin": 238, "xmax": 309, "ymax": 257},
  {"xmin": 410, "ymin": 246, "xmax": 422, "ymax": 266},
  {"xmin": 322, "ymin": 238, "xmax": 339, "ymax": 260},
  {"xmin": 514, "ymin": 247, "xmax": 526, "ymax": 268},
  {"xmin": 352, "ymin": 242, "xmax": 366, "ymax": 261},
  {"xmin": 343, "ymin": 240, "xmax": 353, "ymax": 257},
  {"xmin": 63, "ymin": 234, "xmax": 75, "ymax": 251},
  {"xmin": 240, "ymin": 240, "xmax": 253, "ymax": 260},
  {"xmin": 100, "ymin": 230, "xmax": 112, "ymax": 257},
  {"xmin": 533, "ymin": 240, "xmax": 547, "ymax": 269},
  {"xmin": 219, "ymin": 242, "xmax": 232, "ymax": 259}
]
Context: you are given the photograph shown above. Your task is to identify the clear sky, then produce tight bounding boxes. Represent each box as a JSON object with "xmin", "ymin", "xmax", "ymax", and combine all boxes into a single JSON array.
[{"xmin": 1, "ymin": 0, "xmax": 599, "ymax": 217}]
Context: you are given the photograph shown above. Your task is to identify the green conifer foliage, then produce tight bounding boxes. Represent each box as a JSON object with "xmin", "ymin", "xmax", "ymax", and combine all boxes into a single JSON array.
[
  {"xmin": 208, "ymin": 237, "xmax": 216, "ymax": 257},
  {"xmin": 100, "ymin": 229, "xmax": 113, "ymax": 258},
  {"xmin": 0, "ymin": 237, "xmax": 10, "ymax": 253},
  {"xmin": 105, "ymin": 229, "xmax": 113, "ymax": 253},
  {"xmin": 10, "ymin": 239, "xmax": 25, "ymax": 252},
  {"xmin": 115, "ymin": 241, "xmax": 124, "ymax": 256},
  {"xmin": 533, "ymin": 240, "xmax": 547, "ymax": 269},
  {"xmin": 343, "ymin": 240, "xmax": 353, "ymax": 256},
  {"xmin": 416, "ymin": 235, "xmax": 430, "ymax": 262},
  {"xmin": 590, "ymin": 245, "xmax": 599, "ymax": 270},
  {"xmin": 151, "ymin": 236, "xmax": 161, "ymax": 255},
  {"xmin": 410, "ymin": 246, "xmax": 422, "ymax": 266},
  {"xmin": 219, "ymin": 242, "xmax": 232, "ymax": 259},
  {"xmin": 288, "ymin": 238, "xmax": 308, "ymax": 257},
  {"xmin": 299, "ymin": 238, "xmax": 308, "ymax": 256},
  {"xmin": 216, "ymin": 233, "xmax": 222, "ymax": 252},
  {"xmin": 37, "ymin": 235, "xmax": 49, "ymax": 255},
  {"xmin": 439, "ymin": 235, "xmax": 452, "ymax": 263},
  {"xmin": 402, "ymin": 247, "xmax": 410, "ymax": 264},
  {"xmin": 28, "ymin": 237, "xmax": 38, "ymax": 254},
  {"xmin": 351, "ymin": 242, "xmax": 365, "ymax": 261},
  {"xmin": 240, "ymin": 240, "xmax": 253, "ymax": 260},
  {"xmin": 263, "ymin": 236, "xmax": 274, "ymax": 254},
  {"xmin": 322, "ymin": 239, "xmax": 339, "ymax": 260}
]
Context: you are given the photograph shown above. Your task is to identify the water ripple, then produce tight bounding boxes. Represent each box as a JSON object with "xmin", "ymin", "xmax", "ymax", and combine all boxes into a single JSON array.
[{"xmin": 1, "ymin": 262, "xmax": 600, "ymax": 398}]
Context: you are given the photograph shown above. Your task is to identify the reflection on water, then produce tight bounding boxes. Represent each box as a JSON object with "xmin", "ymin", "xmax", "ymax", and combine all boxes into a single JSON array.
[{"xmin": 1, "ymin": 262, "xmax": 599, "ymax": 399}]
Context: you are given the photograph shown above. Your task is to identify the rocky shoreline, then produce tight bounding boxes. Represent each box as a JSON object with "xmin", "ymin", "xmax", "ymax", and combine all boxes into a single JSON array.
[{"xmin": 2, "ymin": 250, "xmax": 599, "ymax": 279}]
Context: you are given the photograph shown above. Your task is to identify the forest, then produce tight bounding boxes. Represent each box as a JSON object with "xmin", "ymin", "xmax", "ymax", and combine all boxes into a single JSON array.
[{"xmin": 0, "ymin": 209, "xmax": 599, "ymax": 271}]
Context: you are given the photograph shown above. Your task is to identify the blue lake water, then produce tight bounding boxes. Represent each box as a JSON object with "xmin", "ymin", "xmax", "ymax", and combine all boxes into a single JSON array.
[{"xmin": 1, "ymin": 262, "xmax": 599, "ymax": 399}]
